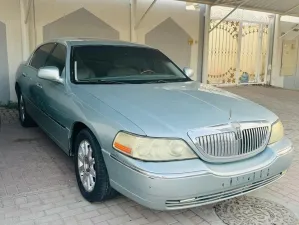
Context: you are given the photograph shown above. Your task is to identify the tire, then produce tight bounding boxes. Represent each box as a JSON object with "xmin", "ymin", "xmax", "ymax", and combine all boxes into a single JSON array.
[
  {"xmin": 74, "ymin": 129, "xmax": 118, "ymax": 202},
  {"xmin": 18, "ymin": 93, "xmax": 36, "ymax": 127}
]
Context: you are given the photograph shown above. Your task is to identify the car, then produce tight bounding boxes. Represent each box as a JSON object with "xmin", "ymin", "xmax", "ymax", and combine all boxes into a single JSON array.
[{"xmin": 15, "ymin": 38, "xmax": 293, "ymax": 210}]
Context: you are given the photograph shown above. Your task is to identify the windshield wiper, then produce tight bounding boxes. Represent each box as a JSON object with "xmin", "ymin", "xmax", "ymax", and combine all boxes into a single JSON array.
[
  {"xmin": 78, "ymin": 79, "xmax": 126, "ymax": 84},
  {"xmin": 145, "ymin": 80, "xmax": 169, "ymax": 84},
  {"xmin": 145, "ymin": 79, "xmax": 188, "ymax": 84},
  {"xmin": 96, "ymin": 80, "xmax": 126, "ymax": 84}
]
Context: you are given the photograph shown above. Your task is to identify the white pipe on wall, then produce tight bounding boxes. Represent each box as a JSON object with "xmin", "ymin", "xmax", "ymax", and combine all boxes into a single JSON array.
[
  {"xmin": 25, "ymin": 0, "xmax": 33, "ymax": 24},
  {"xmin": 130, "ymin": 0, "xmax": 137, "ymax": 42},
  {"xmin": 20, "ymin": 0, "xmax": 30, "ymax": 61}
]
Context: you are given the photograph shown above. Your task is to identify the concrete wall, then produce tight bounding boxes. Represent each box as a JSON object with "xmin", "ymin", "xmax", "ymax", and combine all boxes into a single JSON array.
[
  {"xmin": 0, "ymin": 0, "xmax": 23, "ymax": 103},
  {"xmin": 271, "ymin": 19, "xmax": 299, "ymax": 90}
]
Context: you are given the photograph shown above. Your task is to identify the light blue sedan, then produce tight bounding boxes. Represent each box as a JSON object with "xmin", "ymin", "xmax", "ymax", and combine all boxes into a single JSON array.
[{"xmin": 15, "ymin": 38, "xmax": 293, "ymax": 210}]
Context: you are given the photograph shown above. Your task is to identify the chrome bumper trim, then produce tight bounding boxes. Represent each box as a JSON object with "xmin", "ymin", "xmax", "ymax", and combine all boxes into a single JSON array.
[{"xmin": 165, "ymin": 173, "xmax": 283, "ymax": 209}]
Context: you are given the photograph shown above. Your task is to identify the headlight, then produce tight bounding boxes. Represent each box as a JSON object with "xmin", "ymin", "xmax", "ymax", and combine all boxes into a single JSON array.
[
  {"xmin": 269, "ymin": 120, "xmax": 284, "ymax": 145},
  {"xmin": 113, "ymin": 132, "xmax": 198, "ymax": 161}
]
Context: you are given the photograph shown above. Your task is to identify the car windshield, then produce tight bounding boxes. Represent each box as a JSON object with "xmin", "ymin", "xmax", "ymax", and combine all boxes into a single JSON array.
[{"xmin": 72, "ymin": 45, "xmax": 191, "ymax": 84}]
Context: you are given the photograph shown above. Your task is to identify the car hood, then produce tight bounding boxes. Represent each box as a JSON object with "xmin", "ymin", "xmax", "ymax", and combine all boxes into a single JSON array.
[{"xmin": 77, "ymin": 82, "xmax": 278, "ymax": 137}]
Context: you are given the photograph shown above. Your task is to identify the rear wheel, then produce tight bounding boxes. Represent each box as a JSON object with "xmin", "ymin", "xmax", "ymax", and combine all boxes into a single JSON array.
[
  {"xmin": 18, "ymin": 93, "xmax": 35, "ymax": 127},
  {"xmin": 74, "ymin": 129, "xmax": 118, "ymax": 202}
]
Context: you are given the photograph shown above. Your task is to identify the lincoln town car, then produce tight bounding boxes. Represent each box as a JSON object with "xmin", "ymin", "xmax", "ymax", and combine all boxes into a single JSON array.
[{"xmin": 15, "ymin": 38, "xmax": 293, "ymax": 210}]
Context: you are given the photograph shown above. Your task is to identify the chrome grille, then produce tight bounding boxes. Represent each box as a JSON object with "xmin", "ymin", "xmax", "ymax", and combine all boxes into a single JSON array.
[
  {"xmin": 241, "ymin": 127, "xmax": 268, "ymax": 154},
  {"xmin": 192, "ymin": 124, "xmax": 270, "ymax": 159}
]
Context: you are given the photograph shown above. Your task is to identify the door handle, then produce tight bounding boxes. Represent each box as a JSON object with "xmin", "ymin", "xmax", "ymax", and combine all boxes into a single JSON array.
[
  {"xmin": 22, "ymin": 72, "xmax": 27, "ymax": 77},
  {"xmin": 36, "ymin": 83, "xmax": 43, "ymax": 89}
]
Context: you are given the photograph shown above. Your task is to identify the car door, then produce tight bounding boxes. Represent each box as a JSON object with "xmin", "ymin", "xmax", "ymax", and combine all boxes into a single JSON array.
[
  {"xmin": 37, "ymin": 43, "xmax": 70, "ymax": 152},
  {"xmin": 24, "ymin": 43, "xmax": 56, "ymax": 124}
]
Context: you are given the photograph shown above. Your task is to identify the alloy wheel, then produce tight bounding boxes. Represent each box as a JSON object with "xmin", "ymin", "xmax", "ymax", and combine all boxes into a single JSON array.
[
  {"xmin": 19, "ymin": 95, "xmax": 25, "ymax": 122},
  {"xmin": 78, "ymin": 140, "xmax": 96, "ymax": 192}
]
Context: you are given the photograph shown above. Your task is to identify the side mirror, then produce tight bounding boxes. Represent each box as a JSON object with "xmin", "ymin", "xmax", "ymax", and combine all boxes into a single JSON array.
[
  {"xmin": 38, "ymin": 66, "xmax": 63, "ymax": 84},
  {"xmin": 183, "ymin": 67, "xmax": 194, "ymax": 78}
]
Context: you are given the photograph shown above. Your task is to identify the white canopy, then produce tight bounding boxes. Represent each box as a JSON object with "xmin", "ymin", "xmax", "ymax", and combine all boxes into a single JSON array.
[{"xmin": 179, "ymin": 0, "xmax": 299, "ymax": 16}]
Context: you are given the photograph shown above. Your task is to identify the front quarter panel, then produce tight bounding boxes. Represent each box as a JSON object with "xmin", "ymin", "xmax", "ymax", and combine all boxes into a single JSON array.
[
  {"xmin": 69, "ymin": 84, "xmax": 146, "ymax": 154},
  {"xmin": 15, "ymin": 63, "xmax": 28, "ymax": 94}
]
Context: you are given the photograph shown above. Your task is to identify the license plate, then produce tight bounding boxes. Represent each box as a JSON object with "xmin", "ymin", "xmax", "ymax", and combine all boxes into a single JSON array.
[{"xmin": 223, "ymin": 168, "xmax": 271, "ymax": 188}]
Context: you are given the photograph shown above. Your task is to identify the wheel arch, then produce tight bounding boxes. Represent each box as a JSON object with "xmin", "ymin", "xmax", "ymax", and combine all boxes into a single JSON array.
[
  {"xmin": 15, "ymin": 82, "xmax": 20, "ymax": 98},
  {"xmin": 69, "ymin": 121, "xmax": 99, "ymax": 156}
]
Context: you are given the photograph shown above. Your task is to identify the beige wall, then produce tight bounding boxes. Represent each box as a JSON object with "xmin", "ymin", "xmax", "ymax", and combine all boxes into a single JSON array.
[
  {"xmin": 34, "ymin": 0, "xmax": 130, "ymax": 43},
  {"xmin": 136, "ymin": 0, "xmax": 199, "ymax": 75},
  {"xmin": 0, "ymin": 0, "xmax": 201, "ymax": 102},
  {"xmin": 0, "ymin": 0, "xmax": 23, "ymax": 102},
  {"xmin": 271, "ymin": 20, "xmax": 299, "ymax": 89},
  {"xmin": 3, "ymin": 0, "xmax": 293, "ymax": 103},
  {"xmin": 31, "ymin": 0, "xmax": 200, "ymax": 76}
]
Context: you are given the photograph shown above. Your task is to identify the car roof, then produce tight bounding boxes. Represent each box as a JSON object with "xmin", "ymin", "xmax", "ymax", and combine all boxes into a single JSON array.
[{"xmin": 45, "ymin": 37, "xmax": 152, "ymax": 49}]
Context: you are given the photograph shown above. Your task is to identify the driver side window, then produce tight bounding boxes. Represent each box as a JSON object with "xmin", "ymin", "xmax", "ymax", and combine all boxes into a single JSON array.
[
  {"xmin": 44, "ymin": 44, "xmax": 67, "ymax": 76},
  {"xmin": 30, "ymin": 43, "xmax": 56, "ymax": 70}
]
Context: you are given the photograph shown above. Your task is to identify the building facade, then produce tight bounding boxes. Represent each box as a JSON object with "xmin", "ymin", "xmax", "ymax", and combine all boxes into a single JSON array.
[{"xmin": 0, "ymin": 0, "xmax": 298, "ymax": 104}]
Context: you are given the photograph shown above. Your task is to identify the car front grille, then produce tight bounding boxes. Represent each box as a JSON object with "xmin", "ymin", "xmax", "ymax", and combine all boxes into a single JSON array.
[
  {"xmin": 188, "ymin": 121, "xmax": 271, "ymax": 162},
  {"xmin": 165, "ymin": 173, "xmax": 282, "ymax": 209},
  {"xmin": 195, "ymin": 126, "xmax": 269, "ymax": 157}
]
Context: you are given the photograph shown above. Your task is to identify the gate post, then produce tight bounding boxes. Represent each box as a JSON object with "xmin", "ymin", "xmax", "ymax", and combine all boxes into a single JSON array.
[
  {"xmin": 202, "ymin": 4, "xmax": 211, "ymax": 84},
  {"xmin": 270, "ymin": 14, "xmax": 281, "ymax": 86}
]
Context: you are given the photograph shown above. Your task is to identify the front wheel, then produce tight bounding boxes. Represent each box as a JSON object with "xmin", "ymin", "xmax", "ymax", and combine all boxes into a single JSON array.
[
  {"xmin": 74, "ymin": 129, "xmax": 118, "ymax": 202},
  {"xmin": 18, "ymin": 93, "xmax": 35, "ymax": 127}
]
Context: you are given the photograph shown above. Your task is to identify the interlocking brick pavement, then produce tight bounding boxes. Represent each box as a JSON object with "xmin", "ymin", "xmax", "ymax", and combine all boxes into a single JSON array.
[
  {"xmin": 0, "ymin": 108, "xmax": 18, "ymax": 125},
  {"xmin": 0, "ymin": 86, "xmax": 298, "ymax": 225}
]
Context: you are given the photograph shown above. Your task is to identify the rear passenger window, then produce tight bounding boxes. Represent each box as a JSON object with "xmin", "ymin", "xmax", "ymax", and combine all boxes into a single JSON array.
[
  {"xmin": 44, "ymin": 44, "xmax": 67, "ymax": 75},
  {"xmin": 30, "ymin": 43, "xmax": 55, "ymax": 70}
]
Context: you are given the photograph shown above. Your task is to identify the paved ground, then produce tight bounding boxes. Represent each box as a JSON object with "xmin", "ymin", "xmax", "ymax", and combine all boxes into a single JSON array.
[{"xmin": 0, "ymin": 86, "xmax": 299, "ymax": 225}]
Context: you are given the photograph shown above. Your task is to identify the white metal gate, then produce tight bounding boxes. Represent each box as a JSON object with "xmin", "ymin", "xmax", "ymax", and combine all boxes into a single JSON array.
[{"xmin": 208, "ymin": 20, "xmax": 269, "ymax": 85}]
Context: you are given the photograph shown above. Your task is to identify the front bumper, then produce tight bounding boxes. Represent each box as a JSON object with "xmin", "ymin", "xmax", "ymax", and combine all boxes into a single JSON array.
[{"xmin": 103, "ymin": 137, "xmax": 293, "ymax": 210}]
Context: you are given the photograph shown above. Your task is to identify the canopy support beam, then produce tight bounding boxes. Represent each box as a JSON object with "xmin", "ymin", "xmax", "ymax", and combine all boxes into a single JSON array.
[
  {"xmin": 280, "ymin": 24, "xmax": 299, "ymax": 39},
  {"xmin": 283, "ymin": 3, "xmax": 299, "ymax": 15},
  {"xmin": 135, "ymin": 0, "xmax": 157, "ymax": 29},
  {"xmin": 209, "ymin": 0, "xmax": 250, "ymax": 33}
]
